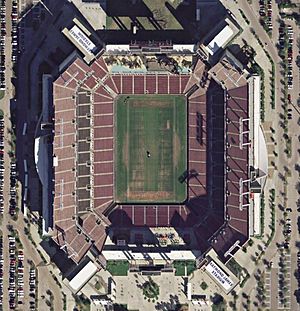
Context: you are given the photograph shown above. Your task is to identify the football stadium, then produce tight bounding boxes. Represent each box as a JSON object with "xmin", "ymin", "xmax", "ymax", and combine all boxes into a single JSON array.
[
  {"xmin": 52, "ymin": 49, "xmax": 251, "ymax": 261},
  {"xmin": 30, "ymin": 3, "xmax": 267, "ymax": 299}
]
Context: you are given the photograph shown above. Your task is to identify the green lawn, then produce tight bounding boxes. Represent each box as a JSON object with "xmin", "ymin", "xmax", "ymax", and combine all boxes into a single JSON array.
[
  {"xmin": 173, "ymin": 260, "xmax": 196, "ymax": 276},
  {"xmin": 106, "ymin": 260, "xmax": 129, "ymax": 276},
  {"xmin": 0, "ymin": 90, "xmax": 4, "ymax": 100},
  {"xmin": 115, "ymin": 95, "xmax": 187, "ymax": 203}
]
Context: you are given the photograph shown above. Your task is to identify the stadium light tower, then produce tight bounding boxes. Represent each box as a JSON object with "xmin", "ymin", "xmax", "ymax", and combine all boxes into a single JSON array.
[{"xmin": 39, "ymin": 0, "xmax": 53, "ymax": 16}]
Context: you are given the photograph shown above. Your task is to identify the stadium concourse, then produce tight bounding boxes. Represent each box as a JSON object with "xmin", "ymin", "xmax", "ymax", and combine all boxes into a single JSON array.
[{"xmin": 52, "ymin": 52, "xmax": 250, "ymax": 264}]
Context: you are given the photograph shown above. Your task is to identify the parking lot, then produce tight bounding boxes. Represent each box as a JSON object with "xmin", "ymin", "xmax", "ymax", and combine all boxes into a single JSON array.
[
  {"xmin": 0, "ymin": 235, "xmax": 3, "ymax": 310},
  {"xmin": 0, "ymin": 116, "xmax": 4, "ymax": 217},
  {"xmin": 278, "ymin": 22, "xmax": 294, "ymax": 91},
  {"xmin": 259, "ymin": 0, "xmax": 273, "ymax": 33},
  {"xmin": 11, "ymin": 0, "xmax": 17, "ymax": 64},
  {"xmin": 3, "ymin": 228, "xmax": 39, "ymax": 311},
  {"xmin": 0, "ymin": 0, "xmax": 6, "ymax": 91},
  {"xmin": 9, "ymin": 162, "xmax": 17, "ymax": 217},
  {"xmin": 8, "ymin": 235, "xmax": 17, "ymax": 309},
  {"xmin": 4, "ymin": 231, "xmax": 39, "ymax": 311}
]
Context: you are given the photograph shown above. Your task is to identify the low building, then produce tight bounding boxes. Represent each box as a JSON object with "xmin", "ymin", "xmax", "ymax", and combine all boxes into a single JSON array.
[
  {"xmin": 201, "ymin": 249, "xmax": 239, "ymax": 294},
  {"xmin": 62, "ymin": 18, "xmax": 101, "ymax": 63}
]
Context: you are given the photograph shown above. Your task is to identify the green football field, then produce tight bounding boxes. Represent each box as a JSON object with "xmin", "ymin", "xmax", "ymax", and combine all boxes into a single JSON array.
[{"xmin": 115, "ymin": 95, "xmax": 187, "ymax": 203}]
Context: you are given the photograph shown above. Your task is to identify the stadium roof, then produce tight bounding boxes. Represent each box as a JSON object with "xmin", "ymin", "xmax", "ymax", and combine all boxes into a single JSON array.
[
  {"xmin": 102, "ymin": 250, "xmax": 199, "ymax": 262},
  {"xmin": 205, "ymin": 25, "xmax": 234, "ymax": 55},
  {"xmin": 69, "ymin": 261, "xmax": 98, "ymax": 292},
  {"xmin": 62, "ymin": 19, "xmax": 98, "ymax": 64},
  {"xmin": 69, "ymin": 25, "xmax": 96, "ymax": 53}
]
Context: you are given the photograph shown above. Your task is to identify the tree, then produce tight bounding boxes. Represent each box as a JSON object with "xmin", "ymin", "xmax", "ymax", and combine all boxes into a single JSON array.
[
  {"xmin": 211, "ymin": 293, "xmax": 226, "ymax": 311},
  {"xmin": 296, "ymin": 55, "xmax": 300, "ymax": 68},
  {"xmin": 142, "ymin": 278, "xmax": 159, "ymax": 300},
  {"xmin": 200, "ymin": 282, "xmax": 208, "ymax": 290},
  {"xmin": 46, "ymin": 289, "xmax": 52, "ymax": 296}
]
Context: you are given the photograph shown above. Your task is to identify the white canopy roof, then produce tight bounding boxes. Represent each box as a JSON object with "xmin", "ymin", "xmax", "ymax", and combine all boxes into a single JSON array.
[
  {"xmin": 69, "ymin": 25, "xmax": 96, "ymax": 53},
  {"xmin": 69, "ymin": 261, "xmax": 98, "ymax": 292},
  {"xmin": 206, "ymin": 25, "xmax": 234, "ymax": 55},
  {"xmin": 102, "ymin": 249, "xmax": 198, "ymax": 261}
]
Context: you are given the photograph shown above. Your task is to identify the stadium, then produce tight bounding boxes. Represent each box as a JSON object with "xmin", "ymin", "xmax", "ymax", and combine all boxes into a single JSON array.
[
  {"xmin": 28, "ymin": 4, "xmax": 268, "ymax": 297},
  {"xmin": 51, "ymin": 46, "xmax": 251, "ymax": 264}
]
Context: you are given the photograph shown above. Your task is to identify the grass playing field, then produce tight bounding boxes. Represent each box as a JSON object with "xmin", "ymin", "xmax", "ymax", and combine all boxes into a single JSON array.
[{"xmin": 115, "ymin": 94, "xmax": 187, "ymax": 203}]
